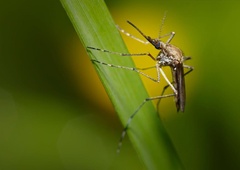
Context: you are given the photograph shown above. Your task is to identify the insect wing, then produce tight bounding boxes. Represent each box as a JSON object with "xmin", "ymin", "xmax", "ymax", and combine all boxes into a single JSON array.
[{"xmin": 171, "ymin": 64, "xmax": 185, "ymax": 112}]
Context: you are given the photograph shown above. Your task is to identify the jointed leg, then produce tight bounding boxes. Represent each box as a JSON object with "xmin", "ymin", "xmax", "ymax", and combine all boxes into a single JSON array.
[
  {"xmin": 183, "ymin": 65, "xmax": 194, "ymax": 76},
  {"xmin": 87, "ymin": 46, "xmax": 155, "ymax": 61},
  {"xmin": 165, "ymin": 32, "xmax": 175, "ymax": 44},
  {"xmin": 156, "ymin": 65, "xmax": 194, "ymax": 111},
  {"xmin": 117, "ymin": 93, "xmax": 175, "ymax": 153},
  {"xmin": 92, "ymin": 60, "xmax": 161, "ymax": 83},
  {"xmin": 159, "ymin": 68, "xmax": 178, "ymax": 95}
]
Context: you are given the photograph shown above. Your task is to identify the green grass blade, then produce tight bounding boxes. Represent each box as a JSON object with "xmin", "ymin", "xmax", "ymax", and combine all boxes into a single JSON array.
[{"xmin": 60, "ymin": 0, "xmax": 184, "ymax": 169}]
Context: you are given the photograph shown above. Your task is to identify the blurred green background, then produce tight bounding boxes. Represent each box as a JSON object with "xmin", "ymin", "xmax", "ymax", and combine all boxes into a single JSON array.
[{"xmin": 1, "ymin": 0, "xmax": 240, "ymax": 169}]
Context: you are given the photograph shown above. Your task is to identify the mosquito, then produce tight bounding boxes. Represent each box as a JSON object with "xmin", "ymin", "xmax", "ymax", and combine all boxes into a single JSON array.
[{"xmin": 87, "ymin": 15, "xmax": 193, "ymax": 153}]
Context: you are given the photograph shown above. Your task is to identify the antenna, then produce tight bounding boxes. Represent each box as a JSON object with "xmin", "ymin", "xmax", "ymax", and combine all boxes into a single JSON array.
[{"xmin": 158, "ymin": 11, "xmax": 168, "ymax": 39}]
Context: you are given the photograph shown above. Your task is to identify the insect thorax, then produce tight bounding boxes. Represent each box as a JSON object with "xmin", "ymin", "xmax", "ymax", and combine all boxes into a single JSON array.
[{"xmin": 157, "ymin": 44, "xmax": 184, "ymax": 67}]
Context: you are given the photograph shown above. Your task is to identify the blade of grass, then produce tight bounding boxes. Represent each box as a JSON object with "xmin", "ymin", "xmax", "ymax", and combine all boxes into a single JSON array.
[{"xmin": 60, "ymin": 0, "xmax": 184, "ymax": 169}]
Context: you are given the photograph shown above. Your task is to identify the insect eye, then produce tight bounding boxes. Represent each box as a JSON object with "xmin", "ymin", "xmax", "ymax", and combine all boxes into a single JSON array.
[{"xmin": 153, "ymin": 40, "xmax": 161, "ymax": 49}]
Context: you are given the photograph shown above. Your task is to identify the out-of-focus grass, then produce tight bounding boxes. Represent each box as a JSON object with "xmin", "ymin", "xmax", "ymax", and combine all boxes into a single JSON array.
[{"xmin": 1, "ymin": 0, "xmax": 240, "ymax": 169}]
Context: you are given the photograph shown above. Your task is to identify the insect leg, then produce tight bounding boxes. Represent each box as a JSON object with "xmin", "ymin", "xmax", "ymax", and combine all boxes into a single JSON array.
[
  {"xmin": 156, "ymin": 65, "xmax": 194, "ymax": 111},
  {"xmin": 87, "ymin": 46, "xmax": 155, "ymax": 60},
  {"xmin": 159, "ymin": 68, "xmax": 177, "ymax": 95},
  {"xmin": 92, "ymin": 60, "xmax": 161, "ymax": 83},
  {"xmin": 183, "ymin": 65, "xmax": 194, "ymax": 76},
  {"xmin": 183, "ymin": 56, "xmax": 191, "ymax": 61},
  {"xmin": 165, "ymin": 32, "xmax": 175, "ymax": 44},
  {"xmin": 117, "ymin": 93, "xmax": 175, "ymax": 153}
]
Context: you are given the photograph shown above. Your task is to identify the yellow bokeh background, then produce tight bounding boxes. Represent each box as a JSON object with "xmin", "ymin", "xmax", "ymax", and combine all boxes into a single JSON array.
[{"xmin": 1, "ymin": 0, "xmax": 240, "ymax": 169}]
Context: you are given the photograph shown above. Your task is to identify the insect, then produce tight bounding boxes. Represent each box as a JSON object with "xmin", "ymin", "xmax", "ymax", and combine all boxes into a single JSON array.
[{"xmin": 87, "ymin": 15, "xmax": 193, "ymax": 153}]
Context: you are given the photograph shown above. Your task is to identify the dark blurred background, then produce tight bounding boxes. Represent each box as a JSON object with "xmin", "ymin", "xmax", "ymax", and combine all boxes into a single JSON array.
[{"xmin": 1, "ymin": 0, "xmax": 240, "ymax": 169}]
